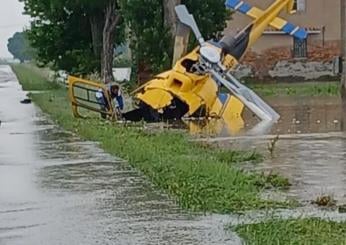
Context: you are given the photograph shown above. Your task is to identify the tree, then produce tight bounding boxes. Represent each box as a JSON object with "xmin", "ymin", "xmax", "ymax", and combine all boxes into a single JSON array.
[
  {"xmin": 7, "ymin": 32, "xmax": 33, "ymax": 63},
  {"xmin": 163, "ymin": 0, "xmax": 181, "ymax": 35},
  {"xmin": 101, "ymin": 1, "xmax": 122, "ymax": 82},
  {"xmin": 20, "ymin": 0, "xmax": 124, "ymax": 81},
  {"xmin": 122, "ymin": 0, "xmax": 231, "ymax": 83},
  {"xmin": 121, "ymin": 0, "xmax": 173, "ymax": 82},
  {"xmin": 20, "ymin": 0, "xmax": 229, "ymax": 82},
  {"xmin": 183, "ymin": 0, "xmax": 230, "ymax": 41}
]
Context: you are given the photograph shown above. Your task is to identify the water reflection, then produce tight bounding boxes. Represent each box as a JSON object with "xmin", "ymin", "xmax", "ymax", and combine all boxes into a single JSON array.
[
  {"xmin": 268, "ymin": 97, "xmax": 343, "ymax": 135},
  {"xmin": 185, "ymin": 96, "xmax": 344, "ymax": 137}
]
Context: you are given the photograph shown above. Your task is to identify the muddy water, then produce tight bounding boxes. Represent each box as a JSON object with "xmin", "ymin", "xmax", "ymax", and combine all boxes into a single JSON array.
[
  {"xmin": 220, "ymin": 133, "xmax": 346, "ymax": 204},
  {"xmin": 0, "ymin": 66, "xmax": 241, "ymax": 245},
  {"xmin": 202, "ymin": 96, "xmax": 346, "ymax": 205},
  {"xmin": 245, "ymin": 96, "xmax": 344, "ymax": 135}
]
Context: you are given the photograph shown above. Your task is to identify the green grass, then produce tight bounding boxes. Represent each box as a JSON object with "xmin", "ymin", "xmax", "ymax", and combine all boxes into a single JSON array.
[
  {"xmin": 11, "ymin": 64, "xmax": 294, "ymax": 213},
  {"xmin": 11, "ymin": 64, "xmax": 59, "ymax": 91},
  {"xmin": 250, "ymin": 82, "xmax": 340, "ymax": 97},
  {"xmin": 234, "ymin": 218, "xmax": 346, "ymax": 245}
]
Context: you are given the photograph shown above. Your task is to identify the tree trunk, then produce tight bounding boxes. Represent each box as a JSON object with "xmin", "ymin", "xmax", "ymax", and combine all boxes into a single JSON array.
[
  {"xmin": 163, "ymin": 0, "xmax": 181, "ymax": 35},
  {"xmin": 163, "ymin": 0, "xmax": 182, "ymax": 66},
  {"xmin": 89, "ymin": 14, "xmax": 104, "ymax": 60},
  {"xmin": 172, "ymin": 22, "xmax": 191, "ymax": 65},
  {"xmin": 101, "ymin": 1, "xmax": 120, "ymax": 83}
]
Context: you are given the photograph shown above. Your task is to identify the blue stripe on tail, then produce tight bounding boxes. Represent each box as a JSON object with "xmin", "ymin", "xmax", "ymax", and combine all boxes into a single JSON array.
[
  {"xmin": 282, "ymin": 22, "xmax": 308, "ymax": 40},
  {"xmin": 225, "ymin": 0, "xmax": 252, "ymax": 14},
  {"xmin": 238, "ymin": 3, "xmax": 251, "ymax": 14},
  {"xmin": 294, "ymin": 28, "xmax": 308, "ymax": 40},
  {"xmin": 282, "ymin": 22, "xmax": 295, "ymax": 33},
  {"xmin": 225, "ymin": 0, "xmax": 241, "ymax": 8}
]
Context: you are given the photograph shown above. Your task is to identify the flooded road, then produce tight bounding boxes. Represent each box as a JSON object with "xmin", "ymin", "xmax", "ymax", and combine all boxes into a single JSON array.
[
  {"xmin": 0, "ymin": 65, "xmax": 240, "ymax": 245},
  {"xmin": 219, "ymin": 133, "xmax": 346, "ymax": 204},
  {"xmin": 198, "ymin": 96, "xmax": 346, "ymax": 205}
]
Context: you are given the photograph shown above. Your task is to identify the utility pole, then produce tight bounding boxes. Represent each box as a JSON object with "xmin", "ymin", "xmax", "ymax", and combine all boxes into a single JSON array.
[{"xmin": 172, "ymin": 22, "xmax": 191, "ymax": 65}]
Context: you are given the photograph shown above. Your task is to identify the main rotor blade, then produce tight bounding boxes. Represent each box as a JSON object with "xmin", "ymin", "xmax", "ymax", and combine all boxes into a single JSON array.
[
  {"xmin": 175, "ymin": 5, "xmax": 205, "ymax": 45},
  {"xmin": 211, "ymin": 71, "xmax": 280, "ymax": 122}
]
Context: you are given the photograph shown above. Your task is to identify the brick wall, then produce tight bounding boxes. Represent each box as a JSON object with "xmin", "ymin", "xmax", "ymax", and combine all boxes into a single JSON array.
[{"xmin": 237, "ymin": 40, "xmax": 341, "ymax": 81}]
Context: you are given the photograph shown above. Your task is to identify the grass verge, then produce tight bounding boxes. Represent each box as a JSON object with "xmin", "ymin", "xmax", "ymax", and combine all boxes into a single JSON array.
[
  {"xmin": 234, "ymin": 218, "xmax": 346, "ymax": 245},
  {"xmin": 250, "ymin": 82, "xmax": 340, "ymax": 97},
  {"xmin": 11, "ymin": 64, "xmax": 59, "ymax": 91},
  {"xmin": 12, "ymin": 64, "xmax": 294, "ymax": 213}
]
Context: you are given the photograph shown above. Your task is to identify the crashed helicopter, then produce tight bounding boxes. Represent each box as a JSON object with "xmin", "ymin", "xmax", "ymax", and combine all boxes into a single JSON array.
[{"xmin": 68, "ymin": 0, "xmax": 308, "ymax": 133}]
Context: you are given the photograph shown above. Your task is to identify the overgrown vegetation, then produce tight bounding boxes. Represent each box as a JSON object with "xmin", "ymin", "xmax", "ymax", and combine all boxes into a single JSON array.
[
  {"xmin": 234, "ymin": 218, "xmax": 346, "ymax": 245},
  {"xmin": 12, "ymin": 64, "xmax": 294, "ymax": 213},
  {"xmin": 312, "ymin": 195, "xmax": 337, "ymax": 207},
  {"xmin": 11, "ymin": 64, "xmax": 59, "ymax": 91},
  {"xmin": 258, "ymin": 171, "xmax": 291, "ymax": 190},
  {"xmin": 267, "ymin": 135, "xmax": 280, "ymax": 157},
  {"xmin": 251, "ymin": 82, "xmax": 340, "ymax": 97}
]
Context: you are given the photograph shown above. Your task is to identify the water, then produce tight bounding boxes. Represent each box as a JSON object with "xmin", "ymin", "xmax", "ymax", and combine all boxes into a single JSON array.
[
  {"xmin": 199, "ymin": 96, "xmax": 346, "ymax": 205},
  {"xmin": 216, "ymin": 133, "xmax": 346, "ymax": 204},
  {"xmin": 184, "ymin": 96, "xmax": 344, "ymax": 137},
  {"xmin": 0, "ymin": 66, "xmax": 240, "ymax": 245}
]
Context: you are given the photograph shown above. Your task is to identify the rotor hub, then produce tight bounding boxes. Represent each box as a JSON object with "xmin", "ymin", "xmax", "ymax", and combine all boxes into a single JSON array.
[{"xmin": 199, "ymin": 46, "xmax": 221, "ymax": 64}]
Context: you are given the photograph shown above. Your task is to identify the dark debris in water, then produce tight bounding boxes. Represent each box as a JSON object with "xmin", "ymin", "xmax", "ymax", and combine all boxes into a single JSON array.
[
  {"xmin": 312, "ymin": 195, "xmax": 337, "ymax": 208},
  {"xmin": 338, "ymin": 204, "xmax": 346, "ymax": 213},
  {"xmin": 20, "ymin": 98, "xmax": 32, "ymax": 104}
]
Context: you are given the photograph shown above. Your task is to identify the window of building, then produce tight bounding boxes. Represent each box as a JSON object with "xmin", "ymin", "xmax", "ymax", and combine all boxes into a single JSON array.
[
  {"xmin": 293, "ymin": 37, "xmax": 308, "ymax": 58},
  {"xmin": 293, "ymin": 0, "xmax": 306, "ymax": 12}
]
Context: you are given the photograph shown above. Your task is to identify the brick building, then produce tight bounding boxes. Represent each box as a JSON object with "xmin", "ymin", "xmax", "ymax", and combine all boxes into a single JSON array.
[{"xmin": 226, "ymin": 0, "xmax": 342, "ymax": 81}]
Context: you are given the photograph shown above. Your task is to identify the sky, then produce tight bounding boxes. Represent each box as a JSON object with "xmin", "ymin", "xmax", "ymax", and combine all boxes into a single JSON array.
[{"xmin": 0, "ymin": 0, "xmax": 30, "ymax": 58}]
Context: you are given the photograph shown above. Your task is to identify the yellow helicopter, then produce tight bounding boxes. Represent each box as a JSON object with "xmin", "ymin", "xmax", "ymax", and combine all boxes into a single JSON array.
[{"xmin": 68, "ymin": 0, "xmax": 307, "ymax": 134}]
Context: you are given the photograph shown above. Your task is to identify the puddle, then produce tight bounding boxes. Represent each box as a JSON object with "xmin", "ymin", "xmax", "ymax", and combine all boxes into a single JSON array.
[
  {"xmin": 196, "ymin": 96, "xmax": 346, "ymax": 206},
  {"xmin": 227, "ymin": 133, "xmax": 346, "ymax": 204}
]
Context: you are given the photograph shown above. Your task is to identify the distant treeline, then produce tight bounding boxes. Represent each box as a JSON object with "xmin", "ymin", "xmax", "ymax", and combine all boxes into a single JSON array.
[{"xmin": 7, "ymin": 32, "xmax": 34, "ymax": 63}]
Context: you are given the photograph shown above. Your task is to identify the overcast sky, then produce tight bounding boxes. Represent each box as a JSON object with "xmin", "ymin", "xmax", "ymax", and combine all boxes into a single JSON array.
[{"xmin": 0, "ymin": 0, "xmax": 30, "ymax": 58}]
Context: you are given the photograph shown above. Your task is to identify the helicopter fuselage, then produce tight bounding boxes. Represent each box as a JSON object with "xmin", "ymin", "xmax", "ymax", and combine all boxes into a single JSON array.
[
  {"xmin": 123, "ymin": 0, "xmax": 307, "ymax": 124},
  {"xmin": 123, "ymin": 46, "xmax": 245, "ymax": 124}
]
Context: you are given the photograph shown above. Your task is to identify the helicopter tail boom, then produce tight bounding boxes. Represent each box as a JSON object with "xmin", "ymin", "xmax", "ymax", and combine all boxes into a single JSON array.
[{"xmin": 225, "ymin": 0, "xmax": 307, "ymax": 40}]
